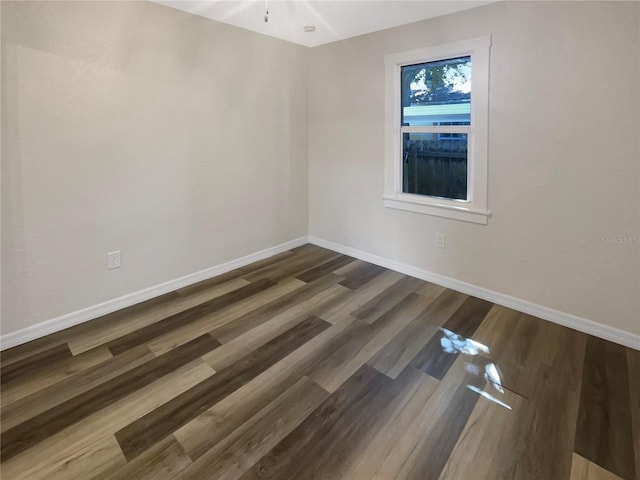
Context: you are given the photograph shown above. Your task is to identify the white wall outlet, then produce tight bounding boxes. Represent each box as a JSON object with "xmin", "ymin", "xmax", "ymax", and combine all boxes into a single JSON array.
[
  {"xmin": 435, "ymin": 232, "xmax": 446, "ymax": 249},
  {"xmin": 107, "ymin": 251, "xmax": 121, "ymax": 269}
]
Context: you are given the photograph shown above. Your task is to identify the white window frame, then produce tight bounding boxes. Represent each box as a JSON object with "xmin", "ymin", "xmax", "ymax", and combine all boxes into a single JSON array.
[{"xmin": 383, "ymin": 36, "xmax": 491, "ymax": 225}]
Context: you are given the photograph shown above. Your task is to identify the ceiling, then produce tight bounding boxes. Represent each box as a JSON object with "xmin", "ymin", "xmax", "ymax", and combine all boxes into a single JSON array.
[{"xmin": 151, "ymin": 1, "xmax": 493, "ymax": 47}]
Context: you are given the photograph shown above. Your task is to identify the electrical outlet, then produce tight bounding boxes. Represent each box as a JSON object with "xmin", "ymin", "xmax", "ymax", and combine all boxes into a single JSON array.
[
  {"xmin": 435, "ymin": 232, "xmax": 446, "ymax": 249},
  {"xmin": 107, "ymin": 251, "xmax": 121, "ymax": 270}
]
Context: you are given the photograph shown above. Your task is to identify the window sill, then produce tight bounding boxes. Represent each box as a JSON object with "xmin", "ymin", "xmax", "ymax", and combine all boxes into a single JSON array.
[{"xmin": 382, "ymin": 194, "xmax": 490, "ymax": 225}]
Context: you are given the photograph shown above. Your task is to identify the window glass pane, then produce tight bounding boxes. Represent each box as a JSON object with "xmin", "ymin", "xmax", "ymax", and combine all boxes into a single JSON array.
[
  {"xmin": 402, "ymin": 133, "xmax": 468, "ymax": 200},
  {"xmin": 401, "ymin": 56, "xmax": 471, "ymax": 127}
]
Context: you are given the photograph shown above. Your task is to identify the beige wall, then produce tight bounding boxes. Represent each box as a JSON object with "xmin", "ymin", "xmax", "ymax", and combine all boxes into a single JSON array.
[
  {"xmin": 308, "ymin": 1, "xmax": 640, "ymax": 335},
  {"xmin": 2, "ymin": 1, "xmax": 639, "ymax": 340},
  {"xmin": 1, "ymin": 1, "xmax": 308, "ymax": 335}
]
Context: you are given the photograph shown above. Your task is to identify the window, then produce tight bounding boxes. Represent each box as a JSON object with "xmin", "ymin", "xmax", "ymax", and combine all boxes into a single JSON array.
[{"xmin": 384, "ymin": 36, "xmax": 491, "ymax": 224}]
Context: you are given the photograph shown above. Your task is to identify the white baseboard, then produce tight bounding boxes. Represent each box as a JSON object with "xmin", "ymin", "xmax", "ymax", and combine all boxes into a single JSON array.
[
  {"xmin": 309, "ymin": 235, "xmax": 640, "ymax": 351},
  {"xmin": 4, "ymin": 234, "xmax": 638, "ymax": 352},
  {"xmin": 0, "ymin": 237, "xmax": 308, "ymax": 351}
]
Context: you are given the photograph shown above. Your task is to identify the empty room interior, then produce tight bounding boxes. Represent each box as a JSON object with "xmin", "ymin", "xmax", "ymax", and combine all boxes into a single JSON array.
[{"xmin": 1, "ymin": 0, "xmax": 639, "ymax": 478}]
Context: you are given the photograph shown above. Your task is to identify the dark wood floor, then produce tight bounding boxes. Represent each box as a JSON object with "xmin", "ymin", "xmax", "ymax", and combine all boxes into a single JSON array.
[{"xmin": 1, "ymin": 244, "xmax": 638, "ymax": 480}]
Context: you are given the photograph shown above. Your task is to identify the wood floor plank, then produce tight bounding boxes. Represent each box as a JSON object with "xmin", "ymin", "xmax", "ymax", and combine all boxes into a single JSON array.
[
  {"xmin": 0, "ymin": 292, "xmax": 181, "ymax": 368},
  {"xmin": 441, "ymin": 325, "xmax": 586, "ymax": 480},
  {"xmin": 237, "ymin": 248, "xmax": 320, "ymax": 283},
  {"xmin": 575, "ymin": 336, "xmax": 635, "ymax": 480},
  {"xmin": 229, "ymin": 247, "xmax": 320, "ymax": 282},
  {"xmin": 179, "ymin": 376, "xmax": 329, "ymax": 480},
  {"xmin": 438, "ymin": 383, "xmax": 528, "ymax": 480},
  {"xmin": 0, "ymin": 244, "xmax": 634, "ymax": 480},
  {"xmin": 1, "ymin": 360, "xmax": 215, "ymax": 480},
  {"xmin": 466, "ymin": 305, "xmax": 553, "ymax": 398},
  {"xmin": 438, "ymin": 296, "xmax": 495, "ymax": 338},
  {"xmin": 416, "ymin": 281, "xmax": 447, "ymax": 302},
  {"xmin": 176, "ymin": 317, "xmax": 363, "ymax": 461},
  {"xmin": 367, "ymin": 288, "xmax": 468, "ymax": 379},
  {"xmin": 175, "ymin": 277, "xmax": 253, "ymax": 301},
  {"xmin": 66, "ymin": 278, "xmax": 250, "ymax": 355},
  {"xmin": 294, "ymin": 254, "xmax": 355, "ymax": 283},
  {"xmin": 287, "ymin": 243, "xmax": 315, "ymax": 254},
  {"xmin": 499, "ymin": 362, "xmax": 583, "ymax": 479},
  {"xmin": 114, "ymin": 316, "xmax": 330, "ymax": 461},
  {"xmin": 243, "ymin": 246, "xmax": 339, "ymax": 283},
  {"xmin": 351, "ymin": 274, "xmax": 425, "ymax": 323},
  {"xmin": 174, "ymin": 359, "xmax": 308, "ymax": 460},
  {"xmin": 2, "ymin": 268, "xmax": 249, "ymax": 364},
  {"xmin": 499, "ymin": 310, "xmax": 550, "ymax": 366},
  {"xmin": 173, "ymin": 248, "xmax": 299, "ymax": 298},
  {"xmin": 286, "ymin": 367, "xmax": 438, "ymax": 480},
  {"xmin": 338, "ymin": 367, "xmax": 440, "ymax": 480},
  {"xmin": 570, "ymin": 453, "xmax": 624, "ymax": 480},
  {"xmin": 393, "ymin": 361, "xmax": 486, "ymax": 480},
  {"xmin": 466, "ymin": 304, "xmax": 518, "ymax": 349},
  {"xmin": 95, "ymin": 436, "xmax": 191, "ymax": 480},
  {"xmin": 307, "ymin": 292, "xmax": 437, "ymax": 392},
  {"xmin": 235, "ymin": 249, "xmax": 300, "ymax": 276},
  {"xmin": 174, "ymin": 269, "xmax": 250, "ymax": 298},
  {"xmin": 1, "ymin": 337, "xmax": 69, "ymax": 370},
  {"xmin": 1, "ymin": 335, "xmax": 220, "ymax": 462},
  {"xmin": 302, "ymin": 318, "xmax": 375, "ymax": 388},
  {"xmin": 205, "ymin": 314, "xmax": 359, "ymax": 412},
  {"xmin": 0, "ymin": 347, "xmax": 114, "ymax": 408},
  {"xmin": 1, "ymin": 345, "xmax": 154, "ymax": 432},
  {"xmin": 239, "ymin": 364, "xmax": 392, "ymax": 480},
  {"xmin": 338, "ymin": 261, "xmax": 388, "ymax": 290},
  {"xmin": 266, "ymin": 249, "xmax": 342, "ymax": 282},
  {"xmin": 317, "ymin": 269, "xmax": 405, "ymax": 324},
  {"xmin": 1, "ymin": 343, "xmax": 73, "ymax": 386},
  {"xmin": 204, "ymin": 284, "xmax": 348, "ymax": 372},
  {"xmin": 409, "ymin": 296, "xmax": 494, "ymax": 380},
  {"xmin": 439, "ymin": 386, "xmax": 530, "ymax": 480},
  {"xmin": 105, "ymin": 279, "xmax": 275, "ymax": 355},
  {"xmin": 3, "ymin": 435, "xmax": 127, "ymax": 480},
  {"xmin": 146, "ymin": 277, "xmax": 305, "ymax": 356},
  {"xmin": 210, "ymin": 274, "xmax": 342, "ymax": 343}
]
